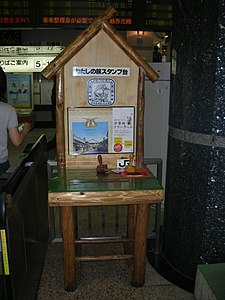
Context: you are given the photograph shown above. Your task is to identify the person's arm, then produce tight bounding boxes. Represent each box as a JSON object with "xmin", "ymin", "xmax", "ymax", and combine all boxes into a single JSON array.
[{"xmin": 8, "ymin": 122, "xmax": 31, "ymax": 147}]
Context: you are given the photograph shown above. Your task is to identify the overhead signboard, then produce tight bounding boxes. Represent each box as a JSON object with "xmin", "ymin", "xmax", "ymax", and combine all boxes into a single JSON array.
[
  {"xmin": 0, "ymin": 46, "xmax": 64, "ymax": 72},
  {"xmin": 0, "ymin": 56, "xmax": 57, "ymax": 73},
  {"xmin": 0, "ymin": 0, "xmax": 35, "ymax": 28},
  {"xmin": 0, "ymin": 0, "xmax": 173, "ymax": 31},
  {"xmin": 37, "ymin": 0, "xmax": 135, "ymax": 30},
  {"xmin": 144, "ymin": 0, "xmax": 173, "ymax": 30}
]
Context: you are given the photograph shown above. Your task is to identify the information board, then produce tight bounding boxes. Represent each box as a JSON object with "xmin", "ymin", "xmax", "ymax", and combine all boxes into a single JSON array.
[
  {"xmin": 144, "ymin": 0, "xmax": 173, "ymax": 30},
  {"xmin": 0, "ymin": 0, "xmax": 35, "ymax": 28},
  {"xmin": 0, "ymin": 46, "xmax": 64, "ymax": 72},
  {"xmin": 0, "ymin": 0, "xmax": 173, "ymax": 31},
  {"xmin": 37, "ymin": 0, "xmax": 136, "ymax": 30},
  {"xmin": 68, "ymin": 107, "xmax": 135, "ymax": 155}
]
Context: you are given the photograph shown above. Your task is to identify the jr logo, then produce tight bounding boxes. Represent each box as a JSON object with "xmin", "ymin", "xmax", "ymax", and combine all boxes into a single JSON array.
[{"xmin": 117, "ymin": 159, "xmax": 130, "ymax": 168}]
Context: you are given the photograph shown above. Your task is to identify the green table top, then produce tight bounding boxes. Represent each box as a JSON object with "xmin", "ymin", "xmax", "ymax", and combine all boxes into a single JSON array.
[{"xmin": 49, "ymin": 168, "xmax": 163, "ymax": 194}]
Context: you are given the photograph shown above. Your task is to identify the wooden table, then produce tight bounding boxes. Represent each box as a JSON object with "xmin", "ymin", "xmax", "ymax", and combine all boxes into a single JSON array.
[{"xmin": 48, "ymin": 168, "xmax": 163, "ymax": 291}]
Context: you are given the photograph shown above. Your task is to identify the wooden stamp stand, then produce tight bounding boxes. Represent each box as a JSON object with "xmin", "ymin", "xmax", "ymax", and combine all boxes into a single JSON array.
[{"xmin": 42, "ymin": 7, "xmax": 163, "ymax": 291}]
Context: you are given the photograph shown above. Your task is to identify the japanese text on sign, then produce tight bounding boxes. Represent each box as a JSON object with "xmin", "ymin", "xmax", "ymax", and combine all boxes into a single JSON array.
[
  {"xmin": 0, "ymin": 0, "xmax": 35, "ymax": 26},
  {"xmin": 38, "ymin": 0, "xmax": 134, "ymax": 26},
  {"xmin": 73, "ymin": 67, "xmax": 130, "ymax": 77},
  {"xmin": 0, "ymin": 57, "xmax": 55, "ymax": 72}
]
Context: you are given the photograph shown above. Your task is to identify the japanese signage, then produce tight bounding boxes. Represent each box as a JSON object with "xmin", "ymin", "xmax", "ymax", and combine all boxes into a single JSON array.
[
  {"xmin": 68, "ymin": 107, "xmax": 134, "ymax": 155},
  {"xmin": 0, "ymin": 0, "xmax": 35, "ymax": 27},
  {"xmin": 37, "ymin": 0, "xmax": 173, "ymax": 30},
  {"xmin": 0, "ymin": 1, "xmax": 173, "ymax": 31},
  {"xmin": 0, "ymin": 46, "xmax": 64, "ymax": 72},
  {"xmin": 112, "ymin": 107, "xmax": 134, "ymax": 153},
  {"xmin": 73, "ymin": 66, "xmax": 130, "ymax": 77},
  {"xmin": 37, "ymin": 0, "xmax": 134, "ymax": 29},
  {"xmin": 0, "ymin": 57, "xmax": 56, "ymax": 73},
  {"xmin": 144, "ymin": 0, "xmax": 173, "ymax": 30},
  {"xmin": 0, "ymin": 45, "xmax": 64, "ymax": 56}
]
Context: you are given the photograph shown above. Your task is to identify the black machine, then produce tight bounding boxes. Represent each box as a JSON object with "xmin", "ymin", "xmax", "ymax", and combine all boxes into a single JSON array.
[{"xmin": 0, "ymin": 135, "xmax": 49, "ymax": 300}]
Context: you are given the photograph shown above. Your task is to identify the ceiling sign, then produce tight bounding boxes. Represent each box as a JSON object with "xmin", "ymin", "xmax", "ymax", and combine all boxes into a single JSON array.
[
  {"xmin": 0, "ymin": 0, "xmax": 35, "ymax": 28},
  {"xmin": 0, "ymin": 46, "xmax": 64, "ymax": 72},
  {"xmin": 37, "ymin": 0, "xmax": 135, "ymax": 29}
]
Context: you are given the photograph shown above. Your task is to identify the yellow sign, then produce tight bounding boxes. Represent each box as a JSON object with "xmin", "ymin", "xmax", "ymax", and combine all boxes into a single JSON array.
[{"xmin": 0, "ymin": 230, "xmax": 10, "ymax": 275}]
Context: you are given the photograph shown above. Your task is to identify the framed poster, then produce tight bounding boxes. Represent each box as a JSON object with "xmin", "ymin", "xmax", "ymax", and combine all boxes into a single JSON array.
[
  {"xmin": 6, "ymin": 73, "xmax": 32, "ymax": 108},
  {"xmin": 68, "ymin": 106, "xmax": 135, "ymax": 155}
]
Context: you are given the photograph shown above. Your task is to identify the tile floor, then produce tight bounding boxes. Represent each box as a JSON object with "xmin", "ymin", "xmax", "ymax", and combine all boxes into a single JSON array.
[
  {"xmin": 37, "ymin": 243, "xmax": 195, "ymax": 300},
  {"xmin": 8, "ymin": 128, "xmax": 195, "ymax": 300}
]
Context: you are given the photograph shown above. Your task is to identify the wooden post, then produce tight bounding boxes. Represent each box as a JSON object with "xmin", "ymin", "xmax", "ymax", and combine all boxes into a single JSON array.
[
  {"xmin": 41, "ymin": 7, "xmax": 116, "ymax": 79},
  {"xmin": 126, "ymin": 204, "xmax": 137, "ymax": 255},
  {"xmin": 61, "ymin": 206, "xmax": 76, "ymax": 291},
  {"xmin": 103, "ymin": 21, "xmax": 159, "ymax": 82},
  {"xmin": 131, "ymin": 203, "xmax": 149, "ymax": 287},
  {"xmin": 56, "ymin": 69, "xmax": 65, "ymax": 169},
  {"xmin": 136, "ymin": 68, "xmax": 145, "ymax": 169}
]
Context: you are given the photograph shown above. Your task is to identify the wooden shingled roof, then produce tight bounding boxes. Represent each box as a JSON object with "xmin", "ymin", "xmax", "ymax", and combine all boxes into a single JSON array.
[{"xmin": 42, "ymin": 6, "xmax": 159, "ymax": 82}]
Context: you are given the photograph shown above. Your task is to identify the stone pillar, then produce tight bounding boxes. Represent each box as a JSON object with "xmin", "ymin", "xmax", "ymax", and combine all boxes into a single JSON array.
[{"xmin": 162, "ymin": 0, "xmax": 225, "ymax": 279}]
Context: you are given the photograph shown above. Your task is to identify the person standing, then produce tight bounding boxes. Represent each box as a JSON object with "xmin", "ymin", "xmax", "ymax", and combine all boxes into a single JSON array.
[
  {"xmin": 0, "ymin": 67, "xmax": 30, "ymax": 173},
  {"xmin": 153, "ymin": 45, "xmax": 162, "ymax": 62}
]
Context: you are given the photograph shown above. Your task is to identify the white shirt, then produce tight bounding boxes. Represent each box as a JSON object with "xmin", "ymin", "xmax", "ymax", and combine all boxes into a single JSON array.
[{"xmin": 0, "ymin": 101, "xmax": 18, "ymax": 163}]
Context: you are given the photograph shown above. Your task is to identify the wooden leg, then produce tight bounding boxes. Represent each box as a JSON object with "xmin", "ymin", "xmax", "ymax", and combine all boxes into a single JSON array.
[
  {"xmin": 131, "ymin": 203, "xmax": 149, "ymax": 287},
  {"xmin": 61, "ymin": 206, "xmax": 76, "ymax": 291},
  {"xmin": 126, "ymin": 204, "xmax": 137, "ymax": 254}
]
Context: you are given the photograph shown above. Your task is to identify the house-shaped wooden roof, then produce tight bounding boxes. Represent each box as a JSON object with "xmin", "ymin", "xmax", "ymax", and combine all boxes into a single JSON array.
[{"xmin": 42, "ymin": 6, "xmax": 159, "ymax": 82}]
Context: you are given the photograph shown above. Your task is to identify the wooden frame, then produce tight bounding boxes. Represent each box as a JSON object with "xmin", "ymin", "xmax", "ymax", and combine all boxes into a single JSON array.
[
  {"xmin": 43, "ymin": 6, "xmax": 162, "ymax": 292},
  {"xmin": 42, "ymin": 6, "xmax": 158, "ymax": 170}
]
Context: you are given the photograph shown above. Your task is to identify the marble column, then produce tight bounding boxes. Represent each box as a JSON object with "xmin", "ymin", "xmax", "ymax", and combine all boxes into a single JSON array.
[{"xmin": 162, "ymin": 0, "xmax": 225, "ymax": 279}]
